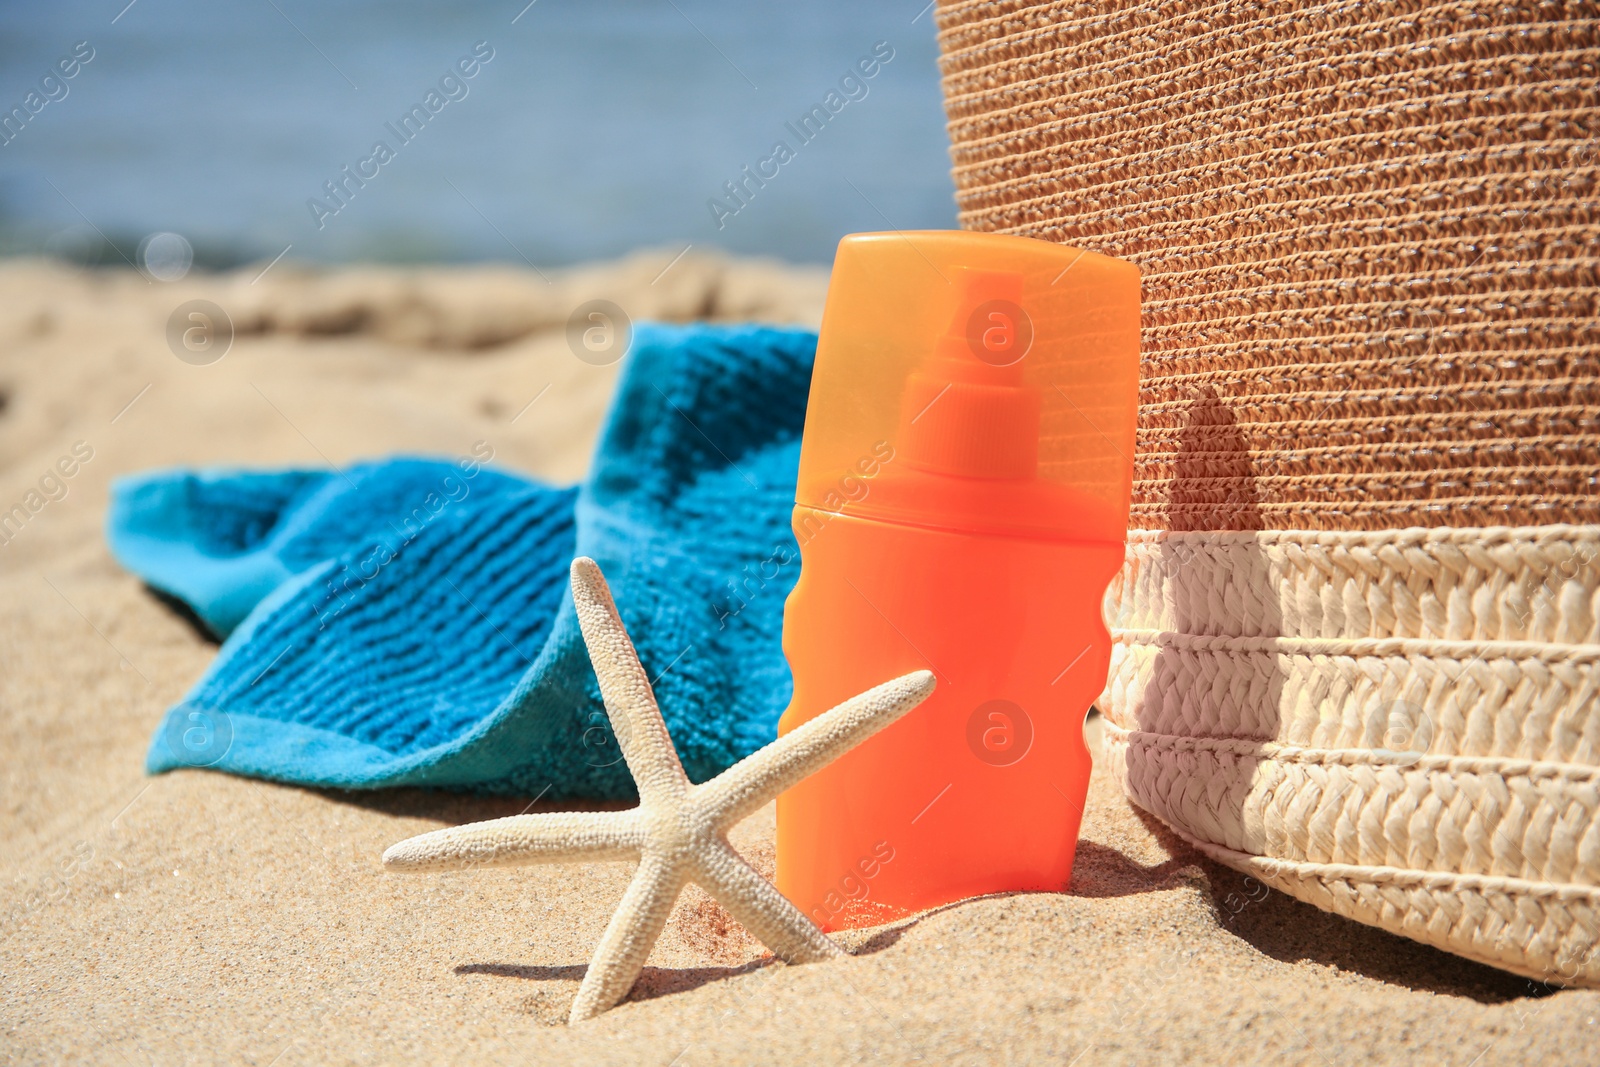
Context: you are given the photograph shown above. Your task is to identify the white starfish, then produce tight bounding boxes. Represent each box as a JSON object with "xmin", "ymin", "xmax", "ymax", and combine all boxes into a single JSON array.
[{"xmin": 383, "ymin": 556, "xmax": 935, "ymax": 1024}]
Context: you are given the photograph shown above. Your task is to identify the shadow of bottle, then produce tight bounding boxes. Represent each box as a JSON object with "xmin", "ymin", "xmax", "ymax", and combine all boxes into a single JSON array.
[{"xmin": 1116, "ymin": 383, "xmax": 1282, "ymax": 859}]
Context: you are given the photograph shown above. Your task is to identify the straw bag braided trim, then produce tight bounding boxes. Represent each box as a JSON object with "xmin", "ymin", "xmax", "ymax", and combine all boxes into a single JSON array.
[
  {"xmin": 1106, "ymin": 722, "xmax": 1600, "ymax": 785},
  {"xmin": 1097, "ymin": 522, "xmax": 1600, "ymax": 979},
  {"xmin": 1106, "ymin": 524, "xmax": 1600, "ymax": 643},
  {"xmin": 1137, "ymin": 800, "xmax": 1600, "ymax": 987},
  {"xmin": 1118, "ymin": 630, "xmax": 1600, "ymax": 661},
  {"xmin": 1103, "ymin": 721, "xmax": 1600, "ymax": 890},
  {"xmin": 1104, "ymin": 635, "xmax": 1600, "ymax": 766},
  {"xmin": 1113, "ymin": 723, "xmax": 1600, "ymax": 953}
]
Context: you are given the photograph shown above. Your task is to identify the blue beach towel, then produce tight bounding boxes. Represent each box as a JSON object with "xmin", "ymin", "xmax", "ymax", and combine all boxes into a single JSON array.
[{"xmin": 108, "ymin": 324, "xmax": 816, "ymax": 798}]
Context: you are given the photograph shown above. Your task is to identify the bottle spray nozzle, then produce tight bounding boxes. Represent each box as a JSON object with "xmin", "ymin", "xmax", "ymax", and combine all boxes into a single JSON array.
[{"xmin": 900, "ymin": 267, "xmax": 1041, "ymax": 480}]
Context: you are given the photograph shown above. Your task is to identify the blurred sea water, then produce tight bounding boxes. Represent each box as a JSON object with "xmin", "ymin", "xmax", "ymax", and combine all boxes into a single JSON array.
[{"xmin": 0, "ymin": 0, "xmax": 956, "ymax": 268}]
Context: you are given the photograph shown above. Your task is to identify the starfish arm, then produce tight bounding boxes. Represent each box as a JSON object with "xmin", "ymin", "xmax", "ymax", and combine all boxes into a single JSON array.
[
  {"xmin": 569, "ymin": 557, "xmax": 690, "ymax": 803},
  {"xmin": 568, "ymin": 852, "xmax": 687, "ymax": 1024},
  {"xmin": 694, "ymin": 839, "xmax": 843, "ymax": 964},
  {"xmin": 382, "ymin": 811, "xmax": 642, "ymax": 873},
  {"xmin": 696, "ymin": 670, "xmax": 936, "ymax": 829}
]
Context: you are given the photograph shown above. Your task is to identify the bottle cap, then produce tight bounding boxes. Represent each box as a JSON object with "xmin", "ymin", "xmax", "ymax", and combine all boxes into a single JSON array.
[{"xmin": 796, "ymin": 231, "xmax": 1141, "ymax": 542}]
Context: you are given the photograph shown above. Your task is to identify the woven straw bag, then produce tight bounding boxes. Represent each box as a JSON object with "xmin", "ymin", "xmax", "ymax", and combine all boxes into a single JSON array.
[{"xmin": 935, "ymin": 0, "xmax": 1600, "ymax": 984}]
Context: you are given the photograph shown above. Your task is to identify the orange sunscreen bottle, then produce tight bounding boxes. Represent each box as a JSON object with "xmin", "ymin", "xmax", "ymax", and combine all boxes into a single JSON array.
[{"xmin": 775, "ymin": 231, "xmax": 1140, "ymax": 929}]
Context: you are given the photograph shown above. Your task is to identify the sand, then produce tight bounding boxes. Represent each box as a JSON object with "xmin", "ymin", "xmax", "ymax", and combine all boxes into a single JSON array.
[{"xmin": 1, "ymin": 251, "xmax": 1594, "ymax": 1065}]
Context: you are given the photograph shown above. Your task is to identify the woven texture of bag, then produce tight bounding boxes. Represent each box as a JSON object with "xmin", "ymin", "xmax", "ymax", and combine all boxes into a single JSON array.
[{"xmin": 936, "ymin": 0, "xmax": 1600, "ymax": 983}]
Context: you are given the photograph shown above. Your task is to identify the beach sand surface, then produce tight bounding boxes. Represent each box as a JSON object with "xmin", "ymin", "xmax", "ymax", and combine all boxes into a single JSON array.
[{"xmin": 0, "ymin": 253, "xmax": 1593, "ymax": 1064}]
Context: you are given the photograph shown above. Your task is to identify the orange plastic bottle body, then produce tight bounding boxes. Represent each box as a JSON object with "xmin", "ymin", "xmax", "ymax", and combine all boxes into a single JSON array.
[
  {"xmin": 776, "ymin": 509, "xmax": 1123, "ymax": 928},
  {"xmin": 775, "ymin": 230, "xmax": 1140, "ymax": 929}
]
